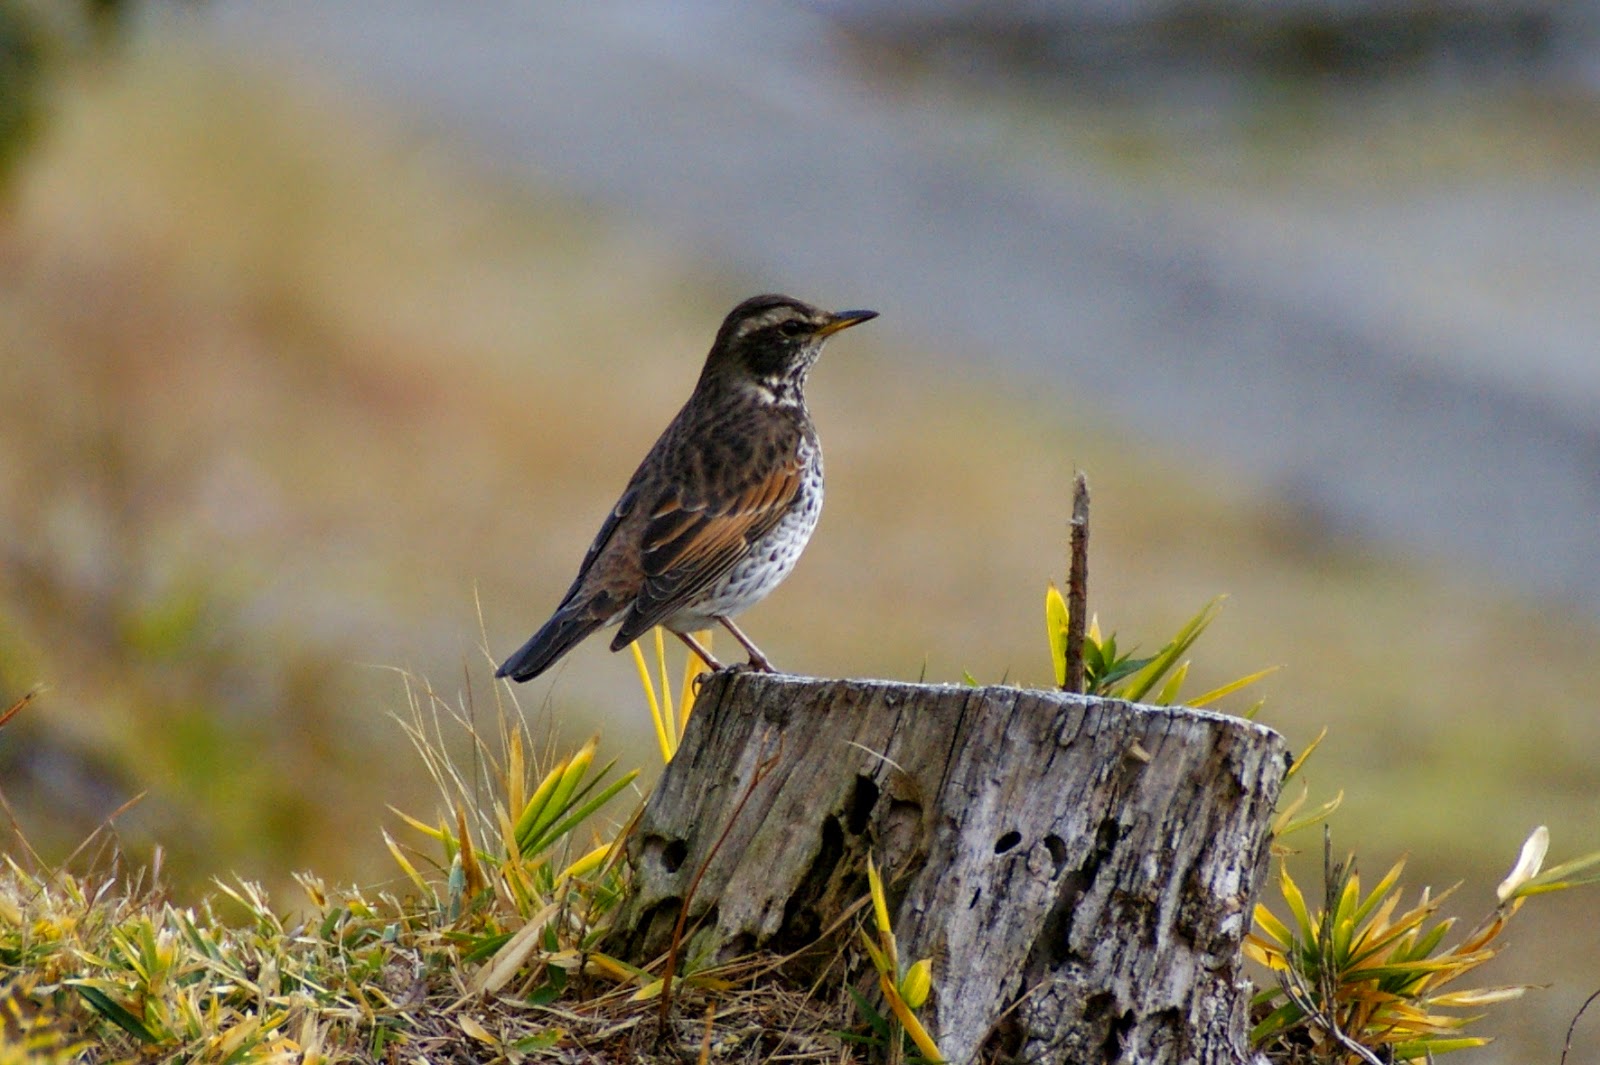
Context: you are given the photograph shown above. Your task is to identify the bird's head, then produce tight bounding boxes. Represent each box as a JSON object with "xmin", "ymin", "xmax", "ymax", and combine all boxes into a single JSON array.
[{"xmin": 704, "ymin": 294, "xmax": 876, "ymax": 402}]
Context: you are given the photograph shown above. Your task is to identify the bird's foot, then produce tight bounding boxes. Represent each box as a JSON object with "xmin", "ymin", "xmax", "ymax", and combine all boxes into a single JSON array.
[
  {"xmin": 672, "ymin": 630, "xmax": 724, "ymax": 672},
  {"xmin": 720, "ymin": 657, "xmax": 777, "ymax": 674},
  {"xmin": 713, "ymin": 617, "xmax": 777, "ymax": 674}
]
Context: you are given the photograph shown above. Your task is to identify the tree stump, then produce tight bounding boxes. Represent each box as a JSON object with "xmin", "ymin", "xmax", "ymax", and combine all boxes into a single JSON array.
[{"xmin": 608, "ymin": 672, "xmax": 1290, "ymax": 1065}]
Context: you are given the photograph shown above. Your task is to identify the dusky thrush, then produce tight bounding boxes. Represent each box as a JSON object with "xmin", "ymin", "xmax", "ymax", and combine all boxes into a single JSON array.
[{"xmin": 496, "ymin": 294, "xmax": 876, "ymax": 681}]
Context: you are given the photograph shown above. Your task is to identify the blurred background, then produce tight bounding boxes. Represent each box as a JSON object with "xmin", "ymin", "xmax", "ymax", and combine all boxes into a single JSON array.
[{"xmin": 3, "ymin": 1, "xmax": 1598, "ymax": 1059}]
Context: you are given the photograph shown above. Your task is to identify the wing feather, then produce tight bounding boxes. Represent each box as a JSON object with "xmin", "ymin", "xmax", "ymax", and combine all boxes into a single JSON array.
[{"xmin": 611, "ymin": 453, "xmax": 801, "ymax": 644}]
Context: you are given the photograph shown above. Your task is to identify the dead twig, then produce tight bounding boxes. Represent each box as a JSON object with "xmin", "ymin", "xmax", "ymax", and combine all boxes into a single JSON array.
[{"xmin": 1064, "ymin": 472, "xmax": 1090, "ymax": 694}]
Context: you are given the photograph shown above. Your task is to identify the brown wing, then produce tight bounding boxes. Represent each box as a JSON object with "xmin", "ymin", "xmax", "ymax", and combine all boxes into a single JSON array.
[{"xmin": 611, "ymin": 452, "xmax": 801, "ymax": 646}]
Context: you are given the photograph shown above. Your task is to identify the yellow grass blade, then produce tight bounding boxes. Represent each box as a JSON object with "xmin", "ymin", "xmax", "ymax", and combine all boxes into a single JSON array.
[
  {"xmin": 1284, "ymin": 726, "xmax": 1328, "ymax": 781},
  {"xmin": 654, "ymin": 627, "xmax": 675, "ymax": 750},
  {"xmin": 867, "ymin": 855, "xmax": 890, "ymax": 935},
  {"xmin": 1188, "ymin": 665, "xmax": 1281, "ymax": 708},
  {"xmin": 387, "ymin": 806, "xmax": 447, "ymax": 843},
  {"xmin": 557, "ymin": 840, "xmax": 615, "ymax": 884},
  {"xmin": 879, "ymin": 970, "xmax": 945, "ymax": 1062},
  {"xmin": 1154, "ymin": 659, "xmax": 1190, "ymax": 705},
  {"xmin": 679, "ymin": 631, "xmax": 711, "ymax": 735},
  {"xmin": 631, "ymin": 639, "xmax": 673, "ymax": 763},
  {"xmin": 382, "ymin": 830, "xmax": 429, "ymax": 896}
]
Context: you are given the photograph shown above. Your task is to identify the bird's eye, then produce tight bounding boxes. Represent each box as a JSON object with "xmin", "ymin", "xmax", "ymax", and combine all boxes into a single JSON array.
[{"xmin": 778, "ymin": 319, "xmax": 806, "ymax": 338}]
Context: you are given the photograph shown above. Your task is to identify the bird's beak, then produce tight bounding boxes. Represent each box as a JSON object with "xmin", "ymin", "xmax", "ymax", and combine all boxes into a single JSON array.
[{"xmin": 816, "ymin": 309, "xmax": 878, "ymax": 337}]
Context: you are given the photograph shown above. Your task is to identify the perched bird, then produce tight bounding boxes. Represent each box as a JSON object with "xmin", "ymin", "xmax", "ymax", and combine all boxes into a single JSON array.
[{"xmin": 496, "ymin": 294, "xmax": 876, "ymax": 682}]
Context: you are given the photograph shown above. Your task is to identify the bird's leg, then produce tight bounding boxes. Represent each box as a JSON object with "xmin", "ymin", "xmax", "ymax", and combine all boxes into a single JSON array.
[
  {"xmin": 716, "ymin": 616, "xmax": 776, "ymax": 672},
  {"xmin": 672, "ymin": 630, "xmax": 725, "ymax": 672}
]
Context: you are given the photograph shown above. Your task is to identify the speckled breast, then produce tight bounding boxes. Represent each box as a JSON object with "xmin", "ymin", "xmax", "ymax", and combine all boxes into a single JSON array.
[{"xmin": 664, "ymin": 439, "xmax": 822, "ymax": 631}]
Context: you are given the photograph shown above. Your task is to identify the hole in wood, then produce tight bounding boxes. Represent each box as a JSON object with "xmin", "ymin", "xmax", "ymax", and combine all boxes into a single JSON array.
[
  {"xmin": 774, "ymin": 816, "xmax": 846, "ymax": 952},
  {"xmin": 721, "ymin": 928, "xmax": 753, "ymax": 960},
  {"xmin": 641, "ymin": 833, "xmax": 689, "ymax": 874},
  {"xmin": 1044, "ymin": 833, "xmax": 1068, "ymax": 874},
  {"xmin": 847, "ymin": 774, "xmax": 879, "ymax": 834},
  {"xmin": 637, "ymin": 898, "xmax": 682, "ymax": 955},
  {"xmin": 994, "ymin": 830, "xmax": 1022, "ymax": 854}
]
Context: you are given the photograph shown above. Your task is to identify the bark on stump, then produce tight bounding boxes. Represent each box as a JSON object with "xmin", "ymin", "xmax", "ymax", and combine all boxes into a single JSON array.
[{"xmin": 609, "ymin": 672, "xmax": 1289, "ymax": 1065}]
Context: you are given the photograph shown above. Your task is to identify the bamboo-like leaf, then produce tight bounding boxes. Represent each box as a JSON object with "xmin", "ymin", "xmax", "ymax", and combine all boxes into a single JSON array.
[
  {"xmin": 1153, "ymin": 660, "xmax": 1190, "ymax": 706},
  {"xmin": 1389, "ymin": 1036, "xmax": 1489, "ymax": 1056},
  {"xmin": 71, "ymin": 983, "xmax": 158, "ymax": 1042},
  {"xmin": 1396, "ymin": 920, "xmax": 1455, "ymax": 965},
  {"xmin": 511, "ymin": 750, "xmax": 576, "ymax": 850},
  {"xmin": 1428, "ymin": 986, "xmax": 1527, "ymax": 1008},
  {"xmin": 382, "ymin": 830, "xmax": 430, "ymax": 896},
  {"xmin": 1351, "ymin": 905, "xmax": 1448, "ymax": 968},
  {"xmin": 1448, "ymin": 912, "xmax": 1510, "ymax": 959},
  {"xmin": 1355, "ymin": 956, "xmax": 1481, "ymax": 982},
  {"xmin": 857, "ymin": 929, "xmax": 890, "ymax": 974},
  {"xmin": 388, "ymin": 806, "xmax": 448, "ymax": 843},
  {"xmin": 584, "ymin": 951, "xmax": 649, "ymax": 985},
  {"xmin": 846, "ymin": 985, "xmax": 892, "ymax": 1041},
  {"xmin": 1118, "ymin": 597, "xmax": 1224, "ymax": 702},
  {"xmin": 506, "ymin": 729, "xmax": 526, "ymax": 830},
  {"xmin": 470, "ymin": 902, "xmax": 561, "ymax": 995},
  {"xmin": 522, "ymin": 769, "xmax": 638, "ymax": 858},
  {"xmin": 1045, "ymin": 582, "xmax": 1070, "ymax": 688},
  {"xmin": 1517, "ymin": 874, "xmax": 1600, "ymax": 898},
  {"xmin": 1278, "ymin": 866, "xmax": 1314, "ymax": 941},
  {"xmin": 1284, "ymin": 726, "xmax": 1328, "ymax": 781},
  {"xmin": 1096, "ymin": 652, "xmax": 1155, "ymax": 692},
  {"xmin": 457, "ymin": 804, "xmax": 485, "ymax": 897},
  {"xmin": 557, "ymin": 840, "xmax": 615, "ymax": 884},
  {"xmin": 1241, "ymin": 937, "xmax": 1271, "ymax": 968},
  {"xmin": 516, "ymin": 740, "xmax": 603, "ymax": 853},
  {"xmin": 1187, "ymin": 665, "xmax": 1280, "ymax": 709},
  {"xmin": 866, "ymin": 855, "xmax": 891, "ymax": 936},
  {"xmin": 540, "ymin": 742, "xmax": 598, "ymax": 833},
  {"xmin": 1276, "ymin": 791, "xmax": 1343, "ymax": 838},
  {"xmin": 879, "ymin": 970, "xmax": 945, "ymax": 1062},
  {"xmin": 1249, "ymin": 1000, "xmax": 1307, "ymax": 1045},
  {"xmin": 458, "ymin": 1015, "xmax": 496, "ymax": 1045},
  {"xmin": 1350, "ymin": 858, "xmax": 1409, "ymax": 930},
  {"xmin": 1251, "ymin": 904, "xmax": 1293, "ymax": 951}
]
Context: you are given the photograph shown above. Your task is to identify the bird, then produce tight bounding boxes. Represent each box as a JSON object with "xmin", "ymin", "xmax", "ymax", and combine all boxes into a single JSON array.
[{"xmin": 496, "ymin": 294, "xmax": 877, "ymax": 682}]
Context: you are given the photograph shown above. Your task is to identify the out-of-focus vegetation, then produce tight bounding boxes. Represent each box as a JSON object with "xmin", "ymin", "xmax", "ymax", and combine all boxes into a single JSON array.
[
  {"xmin": 0, "ymin": 0, "xmax": 125, "ymax": 182},
  {"xmin": 2, "ymin": 28, "xmax": 1599, "ymax": 1061}
]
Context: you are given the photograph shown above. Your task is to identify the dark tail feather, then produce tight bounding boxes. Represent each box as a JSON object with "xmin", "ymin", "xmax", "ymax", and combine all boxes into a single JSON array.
[{"xmin": 495, "ymin": 608, "xmax": 608, "ymax": 682}]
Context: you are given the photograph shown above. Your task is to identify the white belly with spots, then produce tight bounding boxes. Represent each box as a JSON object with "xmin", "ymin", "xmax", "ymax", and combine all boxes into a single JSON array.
[{"xmin": 664, "ymin": 446, "xmax": 822, "ymax": 632}]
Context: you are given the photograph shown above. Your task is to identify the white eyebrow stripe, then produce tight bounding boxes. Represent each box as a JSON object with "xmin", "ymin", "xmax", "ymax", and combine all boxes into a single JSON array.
[{"xmin": 734, "ymin": 309, "xmax": 796, "ymax": 340}]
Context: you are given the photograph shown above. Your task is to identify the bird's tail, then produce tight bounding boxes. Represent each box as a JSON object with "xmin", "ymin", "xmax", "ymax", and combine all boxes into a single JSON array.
[{"xmin": 495, "ymin": 607, "xmax": 609, "ymax": 682}]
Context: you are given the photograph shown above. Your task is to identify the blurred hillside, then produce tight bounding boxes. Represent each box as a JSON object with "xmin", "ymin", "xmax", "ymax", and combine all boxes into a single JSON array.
[
  {"xmin": 200, "ymin": 0, "xmax": 1600, "ymax": 619},
  {"xmin": 1, "ymin": 14, "xmax": 1599, "ymax": 1063}
]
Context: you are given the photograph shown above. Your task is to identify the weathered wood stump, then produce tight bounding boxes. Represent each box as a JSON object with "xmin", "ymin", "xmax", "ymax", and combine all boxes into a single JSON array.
[{"xmin": 608, "ymin": 672, "xmax": 1289, "ymax": 1065}]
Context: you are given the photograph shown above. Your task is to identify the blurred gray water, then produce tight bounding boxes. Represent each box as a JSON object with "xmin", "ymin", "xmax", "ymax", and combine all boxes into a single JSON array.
[{"xmin": 195, "ymin": 1, "xmax": 1600, "ymax": 614}]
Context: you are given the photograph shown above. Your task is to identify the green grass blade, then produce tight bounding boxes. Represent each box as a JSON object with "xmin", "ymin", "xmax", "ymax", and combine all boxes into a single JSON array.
[
  {"xmin": 71, "ymin": 983, "xmax": 158, "ymax": 1043},
  {"xmin": 1118, "ymin": 597, "xmax": 1224, "ymax": 702}
]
